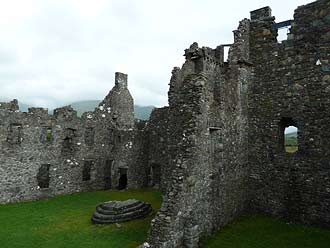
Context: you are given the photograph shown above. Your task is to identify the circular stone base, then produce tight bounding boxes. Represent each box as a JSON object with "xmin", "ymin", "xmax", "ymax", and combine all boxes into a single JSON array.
[{"xmin": 91, "ymin": 199, "xmax": 152, "ymax": 224}]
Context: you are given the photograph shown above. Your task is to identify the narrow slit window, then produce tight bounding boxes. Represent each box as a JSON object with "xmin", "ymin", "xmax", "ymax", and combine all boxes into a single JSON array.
[
  {"xmin": 46, "ymin": 128, "xmax": 53, "ymax": 142},
  {"xmin": 7, "ymin": 123, "xmax": 23, "ymax": 144}
]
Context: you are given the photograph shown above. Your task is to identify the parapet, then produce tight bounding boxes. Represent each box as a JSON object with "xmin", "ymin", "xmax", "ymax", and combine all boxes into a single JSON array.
[
  {"xmin": 250, "ymin": 6, "xmax": 272, "ymax": 20},
  {"xmin": 183, "ymin": 42, "xmax": 225, "ymax": 73},
  {"xmin": 115, "ymin": 72, "xmax": 128, "ymax": 88},
  {"xmin": 28, "ymin": 107, "xmax": 48, "ymax": 116},
  {"xmin": 0, "ymin": 99, "xmax": 19, "ymax": 111}
]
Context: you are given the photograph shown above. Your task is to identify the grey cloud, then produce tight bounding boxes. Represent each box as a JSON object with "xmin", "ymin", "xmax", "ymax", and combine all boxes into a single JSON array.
[
  {"xmin": 0, "ymin": 0, "xmax": 313, "ymax": 109},
  {"xmin": 0, "ymin": 49, "xmax": 17, "ymax": 65}
]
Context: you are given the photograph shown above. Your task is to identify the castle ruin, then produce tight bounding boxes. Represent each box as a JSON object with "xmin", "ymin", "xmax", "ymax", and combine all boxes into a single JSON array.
[{"xmin": 0, "ymin": 1, "xmax": 330, "ymax": 247}]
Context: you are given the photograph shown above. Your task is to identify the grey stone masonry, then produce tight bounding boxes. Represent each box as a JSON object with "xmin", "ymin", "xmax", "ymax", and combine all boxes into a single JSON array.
[
  {"xmin": 0, "ymin": 72, "xmax": 143, "ymax": 204},
  {"xmin": 1, "ymin": 1, "xmax": 330, "ymax": 248},
  {"xmin": 91, "ymin": 199, "xmax": 152, "ymax": 224},
  {"xmin": 147, "ymin": 0, "xmax": 330, "ymax": 247}
]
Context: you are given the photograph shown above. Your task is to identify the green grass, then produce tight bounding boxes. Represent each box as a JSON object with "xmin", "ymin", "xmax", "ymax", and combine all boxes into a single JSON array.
[
  {"xmin": 201, "ymin": 215, "xmax": 330, "ymax": 248},
  {"xmin": 0, "ymin": 189, "xmax": 161, "ymax": 248},
  {"xmin": 285, "ymin": 133, "xmax": 297, "ymax": 147},
  {"xmin": 3, "ymin": 192, "xmax": 329, "ymax": 248},
  {"xmin": 285, "ymin": 132, "xmax": 298, "ymax": 153},
  {"xmin": 286, "ymin": 146, "xmax": 298, "ymax": 153}
]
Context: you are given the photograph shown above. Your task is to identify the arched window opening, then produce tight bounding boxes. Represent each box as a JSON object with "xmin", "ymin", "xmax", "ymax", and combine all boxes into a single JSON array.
[
  {"xmin": 285, "ymin": 126, "xmax": 298, "ymax": 153},
  {"xmin": 279, "ymin": 117, "xmax": 298, "ymax": 154}
]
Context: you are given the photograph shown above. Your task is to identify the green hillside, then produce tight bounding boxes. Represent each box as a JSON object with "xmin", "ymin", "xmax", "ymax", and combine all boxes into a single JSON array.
[
  {"xmin": 285, "ymin": 131, "xmax": 297, "ymax": 138},
  {"xmin": 69, "ymin": 100, "xmax": 100, "ymax": 115},
  {"xmin": 69, "ymin": 100, "xmax": 154, "ymax": 120},
  {"xmin": 285, "ymin": 132, "xmax": 298, "ymax": 146},
  {"xmin": 133, "ymin": 105, "xmax": 155, "ymax": 120},
  {"xmin": 14, "ymin": 100, "xmax": 154, "ymax": 120},
  {"xmin": 285, "ymin": 131, "xmax": 298, "ymax": 153},
  {"xmin": 18, "ymin": 101, "xmax": 30, "ymax": 112}
]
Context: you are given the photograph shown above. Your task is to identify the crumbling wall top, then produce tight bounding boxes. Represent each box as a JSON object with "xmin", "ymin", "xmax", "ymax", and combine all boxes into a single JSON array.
[
  {"xmin": 250, "ymin": 6, "xmax": 272, "ymax": 21},
  {"xmin": 53, "ymin": 105, "xmax": 77, "ymax": 119},
  {"xmin": 0, "ymin": 99, "xmax": 19, "ymax": 111},
  {"xmin": 115, "ymin": 72, "xmax": 128, "ymax": 88},
  {"xmin": 28, "ymin": 107, "xmax": 48, "ymax": 116}
]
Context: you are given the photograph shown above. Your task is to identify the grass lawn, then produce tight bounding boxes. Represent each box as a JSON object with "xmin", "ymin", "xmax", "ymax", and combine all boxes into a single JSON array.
[
  {"xmin": 201, "ymin": 215, "xmax": 330, "ymax": 248},
  {"xmin": 2, "ymin": 192, "xmax": 329, "ymax": 248},
  {"xmin": 0, "ymin": 189, "xmax": 161, "ymax": 248}
]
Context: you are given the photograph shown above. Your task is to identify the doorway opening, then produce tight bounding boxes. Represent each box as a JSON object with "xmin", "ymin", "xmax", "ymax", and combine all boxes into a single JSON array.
[
  {"xmin": 37, "ymin": 164, "xmax": 50, "ymax": 189},
  {"xmin": 149, "ymin": 163, "xmax": 161, "ymax": 187},
  {"xmin": 118, "ymin": 168, "xmax": 127, "ymax": 190},
  {"xmin": 104, "ymin": 160, "xmax": 113, "ymax": 190}
]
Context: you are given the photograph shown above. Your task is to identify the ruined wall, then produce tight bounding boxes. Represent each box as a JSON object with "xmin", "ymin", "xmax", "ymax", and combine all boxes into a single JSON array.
[
  {"xmin": 148, "ymin": 22, "xmax": 250, "ymax": 246},
  {"xmin": 146, "ymin": 1, "xmax": 330, "ymax": 247},
  {"xmin": 100, "ymin": 72, "xmax": 135, "ymax": 129},
  {"xmin": 144, "ymin": 107, "xmax": 170, "ymax": 193},
  {"xmin": 0, "ymin": 72, "xmax": 142, "ymax": 204},
  {"xmin": 0, "ymin": 104, "xmax": 95, "ymax": 203},
  {"xmin": 126, "ymin": 120, "xmax": 150, "ymax": 189},
  {"xmin": 248, "ymin": 1, "xmax": 330, "ymax": 227},
  {"xmin": 1, "ymin": 1, "xmax": 330, "ymax": 247}
]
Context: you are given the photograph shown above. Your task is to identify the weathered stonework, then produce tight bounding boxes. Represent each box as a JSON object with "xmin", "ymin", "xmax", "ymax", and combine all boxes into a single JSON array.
[
  {"xmin": 0, "ymin": 1, "xmax": 329, "ymax": 247},
  {"xmin": 147, "ymin": 1, "xmax": 330, "ymax": 247},
  {"xmin": 92, "ymin": 199, "xmax": 152, "ymax": 224},
  {"xmin": 0, "ymin": 72, "xmax": 142, "ymax": 203},
  {"xmin": 247, "ymin": 1, "xmax": 330, "ymax": 228}
]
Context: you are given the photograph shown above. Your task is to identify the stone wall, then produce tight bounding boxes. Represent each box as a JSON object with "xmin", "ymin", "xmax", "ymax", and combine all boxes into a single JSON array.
[
  {"xmin": 144, "ymin": 107, "xmax": 170, "ymax": 193},
  {"xmin": 148, "ymin": 20, "xmax": 250, "ymax": 245},
  {"xmin": 1, "ymin": 1, "xmax": 330, "ymax": 247},
  {"xmin": 0, "ymin": 72, "xmax": 144, "ymax": 204},
  {"xmin": 248, "ymin": 0, "xmax": 330, "ymax": 227},
  {"xmin": 146, "ymin": 0, "xmax": 330, "ymax": 247}
]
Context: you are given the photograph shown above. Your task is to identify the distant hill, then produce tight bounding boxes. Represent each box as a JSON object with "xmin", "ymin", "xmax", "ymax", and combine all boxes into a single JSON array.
[
  {"xmin": 69, "ymin": 100, "xmax": 100, "ymax": 115},
  {"xmin": 5, "ymin": 99, "xmax": 154, "ymax": 120},
  {"xmin": 70, "ymin": 100, "xmax": 155, "ymax": 120},
  {"xmin": 18, "ymin": 102, "xmax": 31, "ymax": 112},
  {"xmin": 285, "ymin": 131, "xmax": 297, "ymax": 138},
  {"xmin": 285, "ymin": 131, "xmax": 298, "ymax": 146},
  {"xmin": 133, "ymin": 105, "xmax": 155, "ymax": 120}
]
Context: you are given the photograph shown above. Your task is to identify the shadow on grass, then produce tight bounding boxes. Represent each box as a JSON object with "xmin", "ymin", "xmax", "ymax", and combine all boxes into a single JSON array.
[{"xmin": 201, "ymin": 215, "xmax": 330, "ymax": 248}]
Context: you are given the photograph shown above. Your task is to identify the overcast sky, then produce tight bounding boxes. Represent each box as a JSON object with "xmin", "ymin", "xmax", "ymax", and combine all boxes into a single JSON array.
[{"xmin": 0, "ymin": 0, "xmax": 313, "ymax": 109}]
